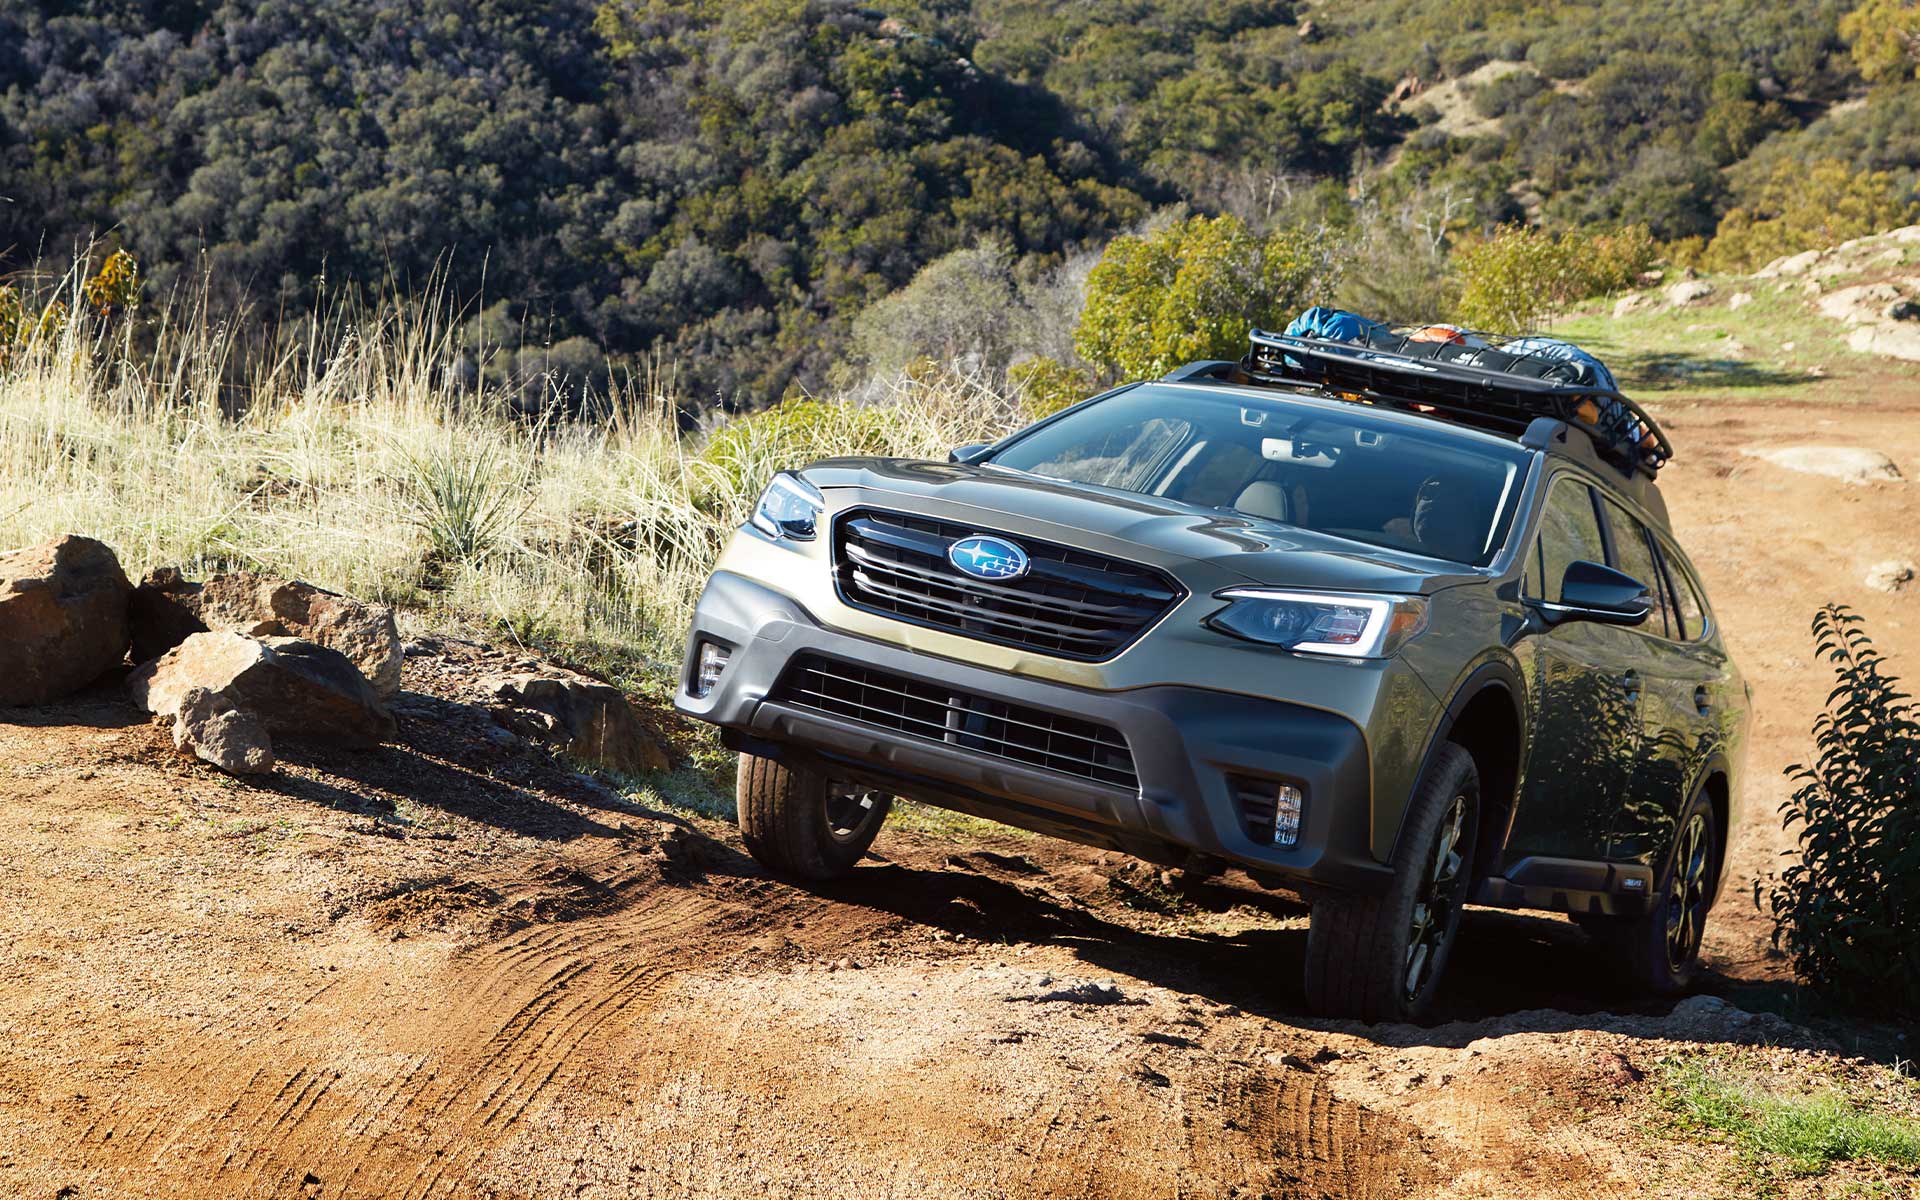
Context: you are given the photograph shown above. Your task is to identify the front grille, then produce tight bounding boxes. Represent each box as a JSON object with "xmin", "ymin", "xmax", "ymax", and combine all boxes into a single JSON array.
[
  {"xmin": 774, "ymin": 654, "xmax": 1138, "ymax": 790},
  {"xmin": 833, "ymin": 508, "xmax": 1183, "ymax": 661}
]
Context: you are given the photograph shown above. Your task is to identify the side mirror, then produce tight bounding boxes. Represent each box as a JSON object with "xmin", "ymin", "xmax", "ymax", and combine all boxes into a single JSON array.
[
  {"xmin": 949, "ymin": 442, "xmax": 991, "ymax": 464},
  {"xmin": 1541, "ymin": 560, "xmax": 1651, "ymax": 626}
]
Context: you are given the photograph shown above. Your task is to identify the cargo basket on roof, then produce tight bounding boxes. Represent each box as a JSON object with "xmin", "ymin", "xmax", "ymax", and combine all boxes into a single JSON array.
[{"xmin": 1243, "ymin": 325, "xmax": 1672, "ymax": 478}]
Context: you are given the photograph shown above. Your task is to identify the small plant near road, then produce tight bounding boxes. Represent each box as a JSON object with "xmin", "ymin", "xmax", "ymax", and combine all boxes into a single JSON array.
[
  {"xmin": 1763, "ymin": 606, "xmax": 1920, "ymax": 1017},
  {"xmin": 1657, "ymin": 1054, "xmax": 1920, "ymax": 1177}
]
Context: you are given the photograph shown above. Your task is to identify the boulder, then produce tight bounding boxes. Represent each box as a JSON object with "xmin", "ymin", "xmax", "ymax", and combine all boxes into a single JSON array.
[
  {"xmin": 172, "ymin": 686, "xmax": 275, "ymax": 775},
  {"xmin": 129, "ymin": 570, "xmax": 402, "ymax": 697},
  {"xmin": 490, "ymin": 672, "xmax": 670, "ymax": 774},
  {"xmin": 1740, "ymin": 445, "xmax": 1904, "ymax": 485},
  {"xmin": 1664, "ymin": 279, "xmax": 1715, "ymax": 306},
  {"xmin": 0, "ymin": 535, "xmax": 133, "ymax": 707},
  {"xmin": 1727, "ymin": 290, "xmax": 1753, "ymax": 311},
  {"xmin": 1866, "ymin": 560, "xmax": 1917, "ymax": 594},
  {"xmin": 1612, "ymin": 292, "xmax": 1650, "ymax": 319},
  {"xmin": 129, "ymin": 632, "xmax": 395, "ymax": 747}
]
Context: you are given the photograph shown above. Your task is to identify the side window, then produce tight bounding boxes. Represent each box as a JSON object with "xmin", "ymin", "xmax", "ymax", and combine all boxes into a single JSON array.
[
  {"xmin": 1601, "ymin": 499, "xmax": 1671, "ymax": 638},
  {"xmin": 1663, "ymin": 544, "xmax": 1711, "ymax": 641},
  {"xmin": 1535, "ymin": 478, "xmax": 1608, "ymax": 603}
]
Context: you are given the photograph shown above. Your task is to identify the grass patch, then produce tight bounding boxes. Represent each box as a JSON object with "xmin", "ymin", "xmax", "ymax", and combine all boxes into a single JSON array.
[{"xmin": 1658, "ymin": 1054, "xmax": 1920, "ymax": 1176}]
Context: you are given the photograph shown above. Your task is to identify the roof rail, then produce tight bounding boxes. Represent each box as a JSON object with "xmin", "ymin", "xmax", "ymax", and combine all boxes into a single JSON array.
[{"xmin": 1241, "ymin": 326, "xmax": 1672, "ymax": 479}]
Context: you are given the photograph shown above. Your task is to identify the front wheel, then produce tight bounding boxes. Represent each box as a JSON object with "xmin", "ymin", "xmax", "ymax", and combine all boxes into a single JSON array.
[
  {"xmin": 1304, "ymin": 743, "xmax": 1481, "ymax": 1023},
  {"xmin": 736, "ymin": 752, "xmax": 892, "ymax": 881}
]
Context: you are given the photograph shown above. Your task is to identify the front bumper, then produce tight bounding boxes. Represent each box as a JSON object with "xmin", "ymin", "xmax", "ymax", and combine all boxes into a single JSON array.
[{"xmin": 675, "ymin": 570, "xmax": 1394, "ymax": 893}]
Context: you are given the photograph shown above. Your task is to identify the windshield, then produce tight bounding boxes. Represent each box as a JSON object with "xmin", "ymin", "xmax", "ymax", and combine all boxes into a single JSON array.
[{"xmin": 986, "ymin": 384, "xmax": 1532, "ymax": 566}]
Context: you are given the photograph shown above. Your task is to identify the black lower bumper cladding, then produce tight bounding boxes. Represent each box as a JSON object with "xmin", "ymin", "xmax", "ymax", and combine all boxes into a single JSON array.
[{"xmin": 675, "ymin": 571, "xmax": 1393, "ymax": 893}]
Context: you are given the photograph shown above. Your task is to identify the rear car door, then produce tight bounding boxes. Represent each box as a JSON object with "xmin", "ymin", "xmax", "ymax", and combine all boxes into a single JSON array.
[
  {"xmin": 1597, "ymin": 498, "xmax": 1697, "ymax": 866},
  {"xmin": 1605, "ymin": 518, "xmax": 1734, "ymax": 868},
  {"xmin": 1505, "ymin": 475, "xmax": 1644, "ymax": 865}
]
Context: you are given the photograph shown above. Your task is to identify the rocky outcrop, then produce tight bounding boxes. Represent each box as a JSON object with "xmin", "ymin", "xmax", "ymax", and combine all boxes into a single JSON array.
[
  {"xmin": 0, "ymin": 535, "xmax": 133, "ymax": 707},
  {"xmin": 172, "ymin": 686, "xmax": 275, "ymax": 775},
  {"xmin": 129, "ymin": 570, "xmax": 402, "ymax": 697},
  {"xmin": 490, "ymin": 672, "xmax": 670, "ymax": 774},
  {"xmin": 129, "ymin": 631, "xmax": 395, "ymax": 747},
  {"xmin": 1740, "ymin": 445, "xmax": 1904, "ymax": 485}
]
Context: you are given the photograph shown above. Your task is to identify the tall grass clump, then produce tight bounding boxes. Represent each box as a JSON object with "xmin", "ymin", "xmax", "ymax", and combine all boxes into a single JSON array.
[
  {"xmin": 0, "ymin": 255, "xmax": 1030, "ymax": 676},
  {"xmin": 1763, "ymin": 605, "xmax": 1920, "ymax": 1016}
]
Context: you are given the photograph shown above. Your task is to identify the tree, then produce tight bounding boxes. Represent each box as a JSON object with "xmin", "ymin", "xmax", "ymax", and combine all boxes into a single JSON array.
[
  {"xmin": 1074, "ymin": 214, "xmax": 1338, "ymax": 380},
  {"xmin": 1841, "ymin": 0, "xmax": 1920, "ymax": 82},
  {"xmin": 1705, "ymin": 158, "xmax": 1920, "ymax": 270}
]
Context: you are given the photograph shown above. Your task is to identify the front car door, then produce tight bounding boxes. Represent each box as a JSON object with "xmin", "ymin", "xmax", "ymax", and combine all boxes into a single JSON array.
[{"xmin": 1503, "ymin": 474, "xmax": 1645, "ymax": 867}]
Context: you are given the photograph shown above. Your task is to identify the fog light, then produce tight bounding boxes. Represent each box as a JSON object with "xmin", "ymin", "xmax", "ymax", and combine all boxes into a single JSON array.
[
  {"xmin": 691, "ymin": 641, "xmax": 731, "ymax": 698},
  {"xmin": 1273, "ymin": 784, "xmax": 1304, "ymax": 847}
]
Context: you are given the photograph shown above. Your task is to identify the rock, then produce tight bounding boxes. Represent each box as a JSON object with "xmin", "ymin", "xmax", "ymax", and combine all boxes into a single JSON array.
[
  {"xmin": 128, "ymin": 571, "xmax": 402, "ymax": 697},
  {"xmin": 1740, "ymin": 445, "xmax": 1904, "ymax": 484},
  {"xmin": 1727, "ymin": 290, "xmax": 1753, "ymax": 311},
  {"xmin": 1815, "ymin": 282, "xmax": 1906, "ymax": 326},
  {"xmin": 0, "ymin": 535, "xmax": 133, "ymax": 707},
  {"xmin": 1758, "ymin": 247, "xmax": 1824, "ymax": 278},
  {"xmin": 1596, "ymin": 1050, "xmax": 1644, "ymax": 1087},
  {"xmin": 1866, "ymin": 560, "xmax": 1917, "ymax": 593},
  {"xmin": 1612, "ymin": 292, "xmax": 1650, "ymax": 319},
  {"xmin": 129, "ymin": 632, "xmax": 395, "ymax": 746},
  {"xmin": 172, "ymin": 686, "xmax": 275, "ymax": 775},
  {"xmin": 1296, "ymin": 18, "xmax": 1317, "ymax": 40},
  {"xmin": 489, "ymin": 672, "xmax": 670, "ymax": 774},
  {"xmin": 1665, "ymin": 279, "xmax": 1715, "ymax": 306},
  {"xmin": 127, "ymin": 567, "xmax": 208, "ymax": 665}
]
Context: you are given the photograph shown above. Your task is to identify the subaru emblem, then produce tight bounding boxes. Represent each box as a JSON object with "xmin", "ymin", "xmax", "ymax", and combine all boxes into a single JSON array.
[{"xmin": 948, "ymin": 534, "xmax": 1030, "ymax": 582}]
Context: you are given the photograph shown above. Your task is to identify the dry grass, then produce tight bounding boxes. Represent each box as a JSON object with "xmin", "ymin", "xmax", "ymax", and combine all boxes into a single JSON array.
[{"xmin": 0, "ymin": 264, "xmax": 1028, "ymax": 677}]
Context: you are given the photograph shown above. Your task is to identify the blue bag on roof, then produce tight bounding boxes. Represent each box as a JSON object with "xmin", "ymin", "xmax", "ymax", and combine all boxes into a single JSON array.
[
  {"xmin": 1501, "ymin": 336, "xmax": 1618, "ymax": 391},
  {"xmin": 1282, "ymin": 306, "xmax": 1387, "ymax": 343}
]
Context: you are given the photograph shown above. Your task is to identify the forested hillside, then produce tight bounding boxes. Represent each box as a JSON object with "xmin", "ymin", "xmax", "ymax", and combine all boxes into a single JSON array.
[{"xmin": 3, "ymin": 0, "xmax": 1916, "ymax": 407}]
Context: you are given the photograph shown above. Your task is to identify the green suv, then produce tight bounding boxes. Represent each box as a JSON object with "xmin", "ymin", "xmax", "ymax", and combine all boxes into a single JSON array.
[{"xmin": 675, "ymin": 329, "xmax": 1749, "ymax": 1022}]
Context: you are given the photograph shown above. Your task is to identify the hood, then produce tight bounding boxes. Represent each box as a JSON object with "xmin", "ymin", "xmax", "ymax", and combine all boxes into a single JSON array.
[{"xmin": 798, "ymin": 457, "xmax": 1484, "ymax": 594}]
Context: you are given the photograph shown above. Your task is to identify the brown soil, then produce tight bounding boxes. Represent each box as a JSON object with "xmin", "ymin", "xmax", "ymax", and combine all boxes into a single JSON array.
[{"xmin": 3, "ymin": 393, "xmax": 1920, "ymax": 1199}]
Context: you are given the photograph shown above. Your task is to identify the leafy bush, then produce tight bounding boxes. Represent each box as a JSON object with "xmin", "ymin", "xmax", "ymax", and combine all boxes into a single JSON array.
[
  {"xmin": 1763, "ymin": 605, "xmax": 1920, "ymax": 1017},
  {"xmin": 1074, "ymin": 214, "xmax": 1338, "ymax": 380},
  {"xmin": 1007, "ymin": 356, "xmax": 1095, "ymax": 418},
  {"xmin": 1469, "ymin": 70, "xmax": 1546, "ymax": 120},
  {"xmin": 1706, "ymin": 159, "xmax": 1920, "ymax": 270},
  {"xmin": 1453, "ymin": 224, "xmax": 1654, "ymax": 333},
  {"xmin": 1841, "ymin": 0, "xmax": 1920, "ymax": 81}
]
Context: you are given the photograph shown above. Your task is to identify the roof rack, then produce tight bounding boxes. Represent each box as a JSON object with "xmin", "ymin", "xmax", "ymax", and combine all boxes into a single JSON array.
[{"xmin": 1242, "ymin": 325, "xmax": 1672, "ymax": 478}]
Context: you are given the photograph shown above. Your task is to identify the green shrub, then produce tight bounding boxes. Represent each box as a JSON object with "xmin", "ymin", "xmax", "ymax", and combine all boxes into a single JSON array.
[
  {"xmin": 1705, "ymin": 159, "xmax": 1920, "ymax": 270},
  {"xmin": 1008, "ymin": 356, "xmax": 1096, "ymax": 418},
  {"xmin": 1763, "ymin": 605, "xmax": 1920, "ymax": 1017},
  {"xmin": 1841, "ymin": 0, "xmax": 1920, "ymax": 82},
  {"xmin": 1453, "ymin": 224, "xmax": 1654, "ymax": 333},
  {"xmin": 1074, "ymin": 213, "xmax": 1337, "ymax": 380}
]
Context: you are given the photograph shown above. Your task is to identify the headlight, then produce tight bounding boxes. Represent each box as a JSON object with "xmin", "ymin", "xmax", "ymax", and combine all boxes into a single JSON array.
[
  {"xmin": 749, "ymin": 472, "xmax": 824, "ymax": 541},
  {"xmin": 1207, "ymin": 589, "xmax": 1428, "ymax": 658}
]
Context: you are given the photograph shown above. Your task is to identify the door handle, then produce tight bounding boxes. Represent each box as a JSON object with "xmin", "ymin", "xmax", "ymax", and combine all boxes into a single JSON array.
[{"xmin": 1694, "ymin": 685, "xmax": 1712, "ymax": 715}]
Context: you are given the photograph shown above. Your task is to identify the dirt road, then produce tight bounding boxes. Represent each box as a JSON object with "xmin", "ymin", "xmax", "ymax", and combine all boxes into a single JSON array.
[{"xmin": 3, "ymin": 391, "xmax": 1919, "ymax": 1198}]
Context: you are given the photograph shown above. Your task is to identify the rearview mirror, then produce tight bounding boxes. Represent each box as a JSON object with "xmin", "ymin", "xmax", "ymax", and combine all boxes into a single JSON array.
[
  {"xmin": 1541, "ymin": 560, "xmax": 1651, "ymax": 627},
  {"xmin": 949, "ymin": 442, "xmax": 991, "ymax": 464}
]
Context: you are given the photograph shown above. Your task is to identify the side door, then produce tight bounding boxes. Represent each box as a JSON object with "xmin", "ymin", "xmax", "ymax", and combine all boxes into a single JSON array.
[
  {"xmin": 1608, "ymin": 523, "xmax": 1735, "ymax": 870},
  {"xmin": 1503, "ymin": 475, "xmax": 1645, "ymax": 867},
  {"xmin": 1597, "ymin": 498, "xmax": 1698, "ymax": 867}
]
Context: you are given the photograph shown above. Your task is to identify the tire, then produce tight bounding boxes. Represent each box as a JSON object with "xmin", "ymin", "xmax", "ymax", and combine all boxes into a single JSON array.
[
  {"xmin": 1305, "ymin": 743, "xmax": 1480, "ymax": 1023},
  {"xmin": 735, "ymin": 752, "xmax": 892, "ymax": 881},
  {"xmin": 1582, "ymin": 789, "xmax": 1719, "ymax": 995}
]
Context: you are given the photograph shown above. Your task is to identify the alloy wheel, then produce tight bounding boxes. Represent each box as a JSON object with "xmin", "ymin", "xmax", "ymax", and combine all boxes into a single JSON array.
[
  {"xmin": 1405, "ymin": 793, "xmax": 1468, "ymax": 1002},
  {"xmin": 824, "ymin": 784, "xmax": 884, "ymax": 843},
  {"xmin": 1664, "ymin": 811, "xmax": 1712, "ymax": 973}
]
